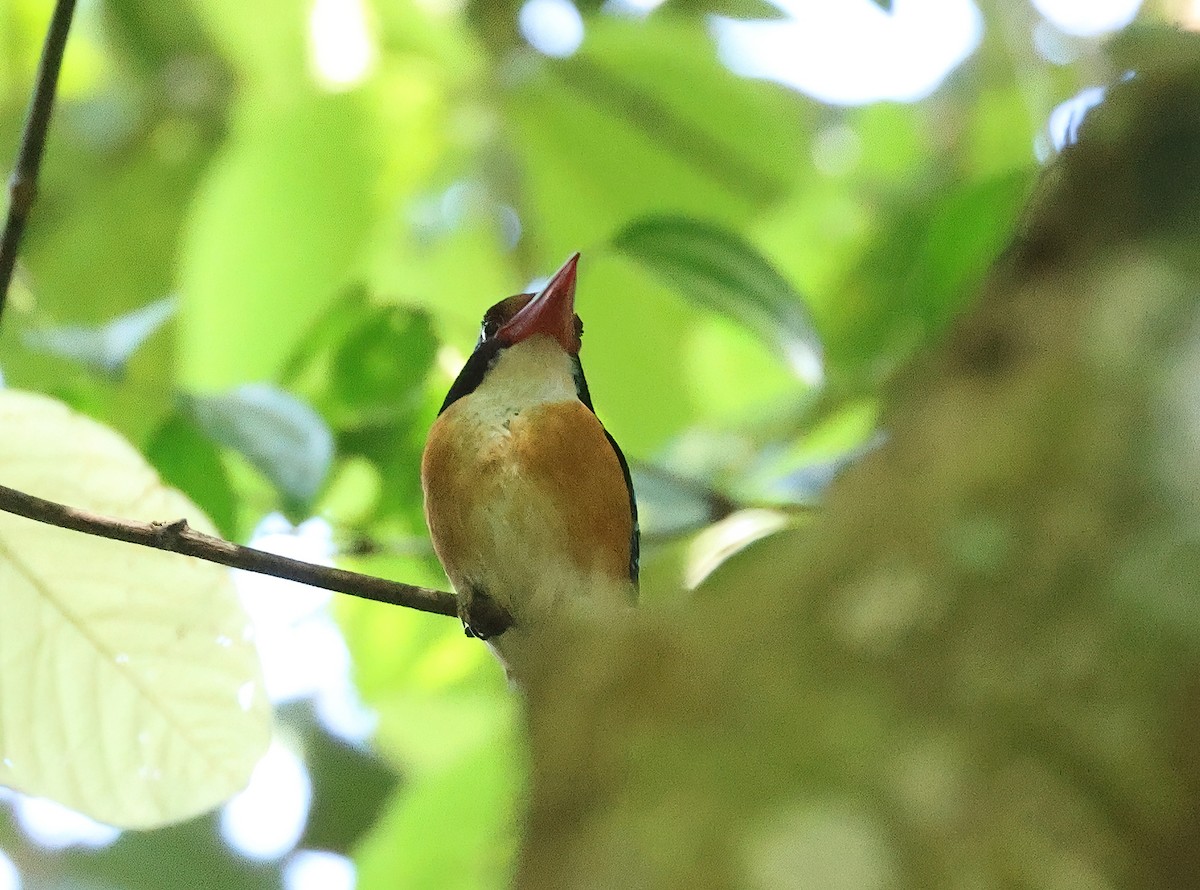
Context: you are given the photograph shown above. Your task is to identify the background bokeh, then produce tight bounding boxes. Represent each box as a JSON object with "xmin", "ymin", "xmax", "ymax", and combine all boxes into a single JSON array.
[{"xmin": 0, "ymin": 0, "xmax": 1191, "ymax": 887}]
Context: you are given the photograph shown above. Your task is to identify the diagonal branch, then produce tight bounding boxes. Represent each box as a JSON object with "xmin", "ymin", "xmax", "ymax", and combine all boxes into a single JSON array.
[
  {"xmin": 0, "ymin": 0, "xmax": 78, "ymax": 320},
  {"xmin": 0, "ymin": 482, "xmax": 459, "ymax": 618},
  {"xmin": 0, "ymin": 3, "xmax": 459, "ymax": 622}
]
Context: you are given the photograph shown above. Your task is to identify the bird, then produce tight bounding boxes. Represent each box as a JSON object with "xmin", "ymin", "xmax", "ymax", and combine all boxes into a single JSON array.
[{"xmin": 421, "ymin": 253, "xmax": 638, "ymax": 679}]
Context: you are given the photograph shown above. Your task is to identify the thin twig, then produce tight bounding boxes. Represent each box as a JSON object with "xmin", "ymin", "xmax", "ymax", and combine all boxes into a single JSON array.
[
  {"xmin": 0, "ymin": 4, "xmax": 457, "ymax": 619},
  {"xmin": 0, "ymin": 483, "xmax": 459, "ymax": 618},
  {"xmin": 0, "ymin": 0, "xmax": 78, "ymax": 319}
]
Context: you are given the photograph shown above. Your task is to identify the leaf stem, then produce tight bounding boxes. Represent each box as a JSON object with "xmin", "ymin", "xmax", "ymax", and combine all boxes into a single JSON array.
[
  {"xmin": 0, "ymin": 482, "xmax": 459, "ymax": 618},
  {"xmin": 0, "ymin": 0, "xmax": 78, "ymax": 321}
]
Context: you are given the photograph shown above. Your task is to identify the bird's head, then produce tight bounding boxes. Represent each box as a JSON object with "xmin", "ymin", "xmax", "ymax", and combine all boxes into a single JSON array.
[
  {"xmin": 484, "ymin": 252, "xmax": 582, "ymax": 355},
  {"xmin": 438, "ymin": 253, "xmax": 593, "ymax": 415}
]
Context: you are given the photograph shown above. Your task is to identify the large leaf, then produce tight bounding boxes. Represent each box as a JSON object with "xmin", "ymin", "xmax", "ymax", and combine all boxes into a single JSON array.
[
  {"xmin": 0, "ymin": 391, "xmax": 270, "ymax": 829},
  {"xmin": 613, "ymin": 216, "xmax": 824, "ymax": 385},
  {"xmin": 184, "ymin": 384, "xmax": 334, "ymax": 509}
]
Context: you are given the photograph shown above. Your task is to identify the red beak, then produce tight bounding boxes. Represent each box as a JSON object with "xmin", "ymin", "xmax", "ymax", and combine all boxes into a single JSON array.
[{"xmin": 496, "ymin": 253, "xmax": 581, "ymax": 354}]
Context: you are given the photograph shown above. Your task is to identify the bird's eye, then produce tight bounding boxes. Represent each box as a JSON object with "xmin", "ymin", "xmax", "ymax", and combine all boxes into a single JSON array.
[{"xmin": 480, "ymin": 319, "xmax": 499, "ymax": 341}]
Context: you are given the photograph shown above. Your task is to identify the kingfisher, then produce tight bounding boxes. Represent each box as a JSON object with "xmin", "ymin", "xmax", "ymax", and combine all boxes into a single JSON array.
[{"xmin": 421, "ymin": 253, "xmax": 639, "ymax": 679}]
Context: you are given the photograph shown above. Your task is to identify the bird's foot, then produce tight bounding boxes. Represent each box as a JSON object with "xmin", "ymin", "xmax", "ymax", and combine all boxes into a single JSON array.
[{"xmin": 460, "ymin": 585, "xmax": 514, "ymax": 641}]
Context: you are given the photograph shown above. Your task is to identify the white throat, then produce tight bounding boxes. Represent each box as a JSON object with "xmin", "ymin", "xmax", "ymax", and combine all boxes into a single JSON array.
[{"xmin": 470, "ymin": 336, "xmax": 578, "ymax": 417}]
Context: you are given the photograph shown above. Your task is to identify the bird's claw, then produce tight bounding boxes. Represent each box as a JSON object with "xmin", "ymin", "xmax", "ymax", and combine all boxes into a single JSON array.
[{"xmin": 460, "ymin": 586, "xmax": 513, "ymax": 641}]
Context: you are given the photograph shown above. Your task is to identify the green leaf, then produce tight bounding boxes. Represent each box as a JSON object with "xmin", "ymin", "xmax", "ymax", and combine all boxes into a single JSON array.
[
  {"xmin": 23, "ymin": 296, "xmax": 177, "ymax": 378},
  {"xmin": 331, "ymin": 306, "xmax": 439, "ymax": 421},
  {"xmin": 825, "ymin": 169, "xmax": 1033, "ymax": 379},
  {"xmin": 185, "ymin": 384, "xmax": 334, "ymax": 509},
  {"xmin": 281, "ymin": 295, "xmax": 439, "ymax": 428},
  {"xmin": 177, "ymin": 90, "xmax": 383, "ymax": 387},
  {"xmin": 0, "ymin": 390, "xmax": 269, "ymax": 828},
  {"xmin": 277, "ymin": 298, "xmax": 441, "ymax": 521},
  {"xmin": 146, "ymin": 411, "xmax": 239, "ymax": 538},
  {"xmin": 27, "ymin": 152, "xmax": 209, "ymax": 326},
  {"xmin": 325, "ymin": 306, "xmax": 438, "ymax": 517},
  {"xmin": 907, "ymin": 171, "xmax": 1032, "ymax": 327},
  {"xmin": 277, "ymin": 285, "xmax": 375, "ymax": 392},
  {"xmin": 870, "ymin": 0, "xmax": 893, "ymax": 11},
  {"xmin": 613, "ymin": 216, "xmax": 824, "ymax": 385},
  {"xmin": 354, "ymin": 729, "xmax": 520, "ymax": 890}
]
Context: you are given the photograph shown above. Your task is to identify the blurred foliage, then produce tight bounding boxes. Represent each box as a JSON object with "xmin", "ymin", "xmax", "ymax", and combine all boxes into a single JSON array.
[
  {"xmin": 1, "ymin": 0, "xmax": 1196, "ymax": 887},
  {"xmin": 518, "ymin": 40, "xmax": 1200, "ymax": 888}
]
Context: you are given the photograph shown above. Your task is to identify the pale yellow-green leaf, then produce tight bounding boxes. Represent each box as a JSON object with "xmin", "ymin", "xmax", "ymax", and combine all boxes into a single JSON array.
[{"xmin": 0, "ymin": 390, "xmax": 270, "ymax": 829}]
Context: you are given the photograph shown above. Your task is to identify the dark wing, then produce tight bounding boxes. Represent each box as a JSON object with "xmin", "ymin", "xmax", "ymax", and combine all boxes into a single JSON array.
[
  {"xmin": 603, "ymin": 427, "xmax": 640, "ymax": 587},
  {"xmin": 573, "ymin": 357, "xmax": 639, "ymax": 587}
]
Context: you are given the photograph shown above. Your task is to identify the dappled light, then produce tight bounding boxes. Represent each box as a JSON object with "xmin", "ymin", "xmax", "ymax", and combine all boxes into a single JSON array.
[
  {"xmin": 308, "ymin": 0, "xmax": 377, "ymax": 90},
  {"xmin": 220, "ymin": 742, "xmax": 312, "ymax": 861},
  {"xmin": 9, "ymin": 795, "xmax": 120, "ymax": 851},
  {"xmin": 0, "ymin": 850, "xmax": 16, "ymax": 890},
  {"xmin": 713, "ymin": 0, "xmax": 983, "ymax": 105},
  {"xmin": 1033, "ymin": 0, "xmax": 1143, "ymax": 36},
  {"xmin": 283, "ymin": 849, "xmax": 357, "ymax": 890},
  {"xmin": 519, "ymin": 0, "xmax": 585, "ymax": 58},
  {"xmin": 1044, "ymin": 84, "xmax": 1109, "ymax": 154}
]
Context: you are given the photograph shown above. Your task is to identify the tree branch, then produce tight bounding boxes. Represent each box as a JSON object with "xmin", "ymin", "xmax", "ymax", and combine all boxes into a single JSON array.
[
  {"xmin": 0, "ymin": 482, "xmax": 459, "ymax": 618},
  {"xmin": 0, "ymin": 1, "xmax": 459, "ymax": 622},
  {"xmin": 0, "ymin": 0, "xmax": 78, "ymax": 320}
]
